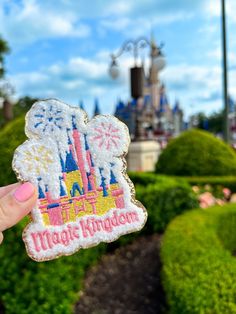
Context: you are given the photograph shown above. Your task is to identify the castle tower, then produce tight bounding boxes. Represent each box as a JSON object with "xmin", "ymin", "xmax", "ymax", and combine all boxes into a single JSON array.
[
  {"xmin": 84, "ymin": 134, "xmax": 96, "ymax": 191},
  {"xmin": 148, "ymin": 37, "xmax": 160, "ymax": 110},
  {"xmin": 72, "ymin": 116, "xmax": 89, "ymax": 193}
]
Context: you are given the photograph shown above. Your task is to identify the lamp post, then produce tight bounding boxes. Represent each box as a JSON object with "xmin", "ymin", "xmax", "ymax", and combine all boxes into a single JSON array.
[
  {"xmin": 109, "ymin": 36, "xmax": 166, "ymax": 139},
  {"xmin": 221, "ymin": 0, "xmax": 230, "ymax": 143}
]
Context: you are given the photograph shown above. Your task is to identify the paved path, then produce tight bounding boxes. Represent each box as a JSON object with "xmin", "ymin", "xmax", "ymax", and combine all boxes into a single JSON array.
[{"xmin": 75, "ymin": 234, "xmax": 167, "ymax": 314}]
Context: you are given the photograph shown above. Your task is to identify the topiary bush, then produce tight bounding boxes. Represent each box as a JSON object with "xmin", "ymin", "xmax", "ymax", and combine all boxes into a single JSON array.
[
  {"xmin": 161, "ymin": 203, "xmax": 236, "ymax": 314},
  {"xmin": 156, "ymin": 129, "xmax": 236, "ymax": 176}
]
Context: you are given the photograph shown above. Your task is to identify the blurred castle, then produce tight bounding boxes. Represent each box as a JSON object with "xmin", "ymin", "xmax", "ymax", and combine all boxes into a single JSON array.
[
  {"xmin": 88, "ymin": 75, "xmax": 184, "ymax": 146},
  {"xmin": 114, "ymin": 84, "xmax": 184, "ymax": 142},
  {"xmin": 92, "ymin": 38, "xmax": 184, "ymax": 144},
  {"xmin": 80, "ymin": 37, "xmax": 185, "ymax": 171}
]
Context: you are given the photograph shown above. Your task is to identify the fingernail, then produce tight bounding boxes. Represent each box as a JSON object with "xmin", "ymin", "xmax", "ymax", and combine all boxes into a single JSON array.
[{"xmin": 13, "ymin": 182, "xmax": 35, "ymax": 202}]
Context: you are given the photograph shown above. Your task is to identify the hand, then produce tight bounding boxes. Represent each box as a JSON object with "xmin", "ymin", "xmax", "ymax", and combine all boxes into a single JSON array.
[{"xmin": 0, "ymin": 182, "xmax": 38, "ymax": 245}]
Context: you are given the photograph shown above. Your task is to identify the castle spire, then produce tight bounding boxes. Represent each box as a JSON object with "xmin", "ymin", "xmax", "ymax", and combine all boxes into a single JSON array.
[
  {"xmin": 79, "ymin": 100, "xmax": 84, "ymax": 110},
  {"xmin": 93, "ymin": 98, "xmax": 101, "ymax": 116}
]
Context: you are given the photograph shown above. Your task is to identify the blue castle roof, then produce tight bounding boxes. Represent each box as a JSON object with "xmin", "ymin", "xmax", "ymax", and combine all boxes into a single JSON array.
[{"xmin": 65, "ymin": 150, "xmax": 78, "ymax": 172}]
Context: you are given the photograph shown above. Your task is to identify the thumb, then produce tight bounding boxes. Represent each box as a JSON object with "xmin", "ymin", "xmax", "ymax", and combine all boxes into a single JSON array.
[{"xmin": 0, "ymin": 182, "xmax": 38, "ymax": 232}]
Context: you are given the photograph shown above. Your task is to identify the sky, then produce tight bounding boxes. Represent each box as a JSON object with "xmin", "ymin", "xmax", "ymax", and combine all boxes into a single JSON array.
[{"xmin": 0, "ymin": 0, "xmax": 236, "ymax": 119}]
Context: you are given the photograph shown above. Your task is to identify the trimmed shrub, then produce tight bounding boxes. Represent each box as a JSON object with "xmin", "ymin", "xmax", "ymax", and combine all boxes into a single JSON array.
[
  {"xmin": 161, "ymin": 203, "xmax": 236, "ymax": 314},
  {"xmin": 128, "ymin": 172, "xmax": 159, "ymax": 186},
  {"xmin": 156, "ymin": 129, "xmax": 236, "ymax": 176},
  {"xmin": 136, "ymin": 176, "xmax": 198, "ymax": 232}
]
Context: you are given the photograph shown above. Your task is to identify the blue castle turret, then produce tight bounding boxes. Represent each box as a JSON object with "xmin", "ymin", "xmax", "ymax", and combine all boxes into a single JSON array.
[
  {"xmin": 59, "ymin": 177, "xmax": 67, "ymax": 197},
  {"xmin": 65, "ymin": 129, "xmax": 78, "ymax": 172},
  {"xmin": 93, "ymin": 98, "xmax": 101, "ymax": 116}
]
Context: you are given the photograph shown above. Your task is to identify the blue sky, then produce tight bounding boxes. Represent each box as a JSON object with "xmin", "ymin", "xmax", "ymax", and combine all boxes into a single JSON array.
[{"xmin": 0, "ymin": 0, "xmax": 236, "ymax": 119}]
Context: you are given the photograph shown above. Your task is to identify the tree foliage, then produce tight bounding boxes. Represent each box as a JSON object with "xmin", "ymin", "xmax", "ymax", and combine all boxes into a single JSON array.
[
  {"xmin": 194, "ymin": 110, "xmax": 223, "ymax": 134},
  {"xmin": 0, "ymin": 36, "xmax": 10, "ymax": 78}
]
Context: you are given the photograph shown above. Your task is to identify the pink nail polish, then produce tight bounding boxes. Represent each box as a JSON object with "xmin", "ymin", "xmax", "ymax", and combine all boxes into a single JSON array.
[{"xmin": 13, "ymin": 182, "xmax": 35, "ymax": 202}]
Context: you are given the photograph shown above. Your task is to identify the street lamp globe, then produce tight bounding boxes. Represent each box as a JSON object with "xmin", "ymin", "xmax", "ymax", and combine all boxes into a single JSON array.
[
  {"xmin": 153, "ymin": 52, "xmax": 166, "ymax": 71},
  {"xmin": 109, "ymin": 56, "xmax": 119, "ymax": 79}
]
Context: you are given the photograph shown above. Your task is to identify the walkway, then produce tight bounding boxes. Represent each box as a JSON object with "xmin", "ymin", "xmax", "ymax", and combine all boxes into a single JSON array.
[{"xmin": 75, "ymin": 234, "xmax": 167, "ymax": 314}]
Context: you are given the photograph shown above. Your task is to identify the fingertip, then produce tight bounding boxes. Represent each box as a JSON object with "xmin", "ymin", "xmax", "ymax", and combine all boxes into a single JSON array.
[
  {"xmin": 13, "ymin": 182, "xmax": 37, "ymax": 203},
  {"xmin": 0, "ymin": 182, "xmax": 38, "ymax": 232}
]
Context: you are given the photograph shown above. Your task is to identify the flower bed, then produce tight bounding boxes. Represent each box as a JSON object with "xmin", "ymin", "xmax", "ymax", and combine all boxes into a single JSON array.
[{"xmin": 192, "ymin": 184, "xmax": 234, "ymax": 208}]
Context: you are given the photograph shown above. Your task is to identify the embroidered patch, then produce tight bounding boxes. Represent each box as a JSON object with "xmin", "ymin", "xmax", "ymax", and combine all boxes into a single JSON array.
[{"xmin": 12, "ymin": 99, "xmax": 147, "ymax": 261}]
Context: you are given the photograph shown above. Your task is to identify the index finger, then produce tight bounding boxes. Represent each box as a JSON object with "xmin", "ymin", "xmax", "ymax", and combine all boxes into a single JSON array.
[{"xmin": 0, "ymin": 183, "xmax": 19, "ymax": 198}]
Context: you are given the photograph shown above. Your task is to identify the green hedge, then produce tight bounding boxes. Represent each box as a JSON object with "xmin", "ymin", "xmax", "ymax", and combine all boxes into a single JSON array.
[
  {"xmin": 136, "ymin": 176, "xmax": 198, "ymax": 233},
  {"xmin": 161, "ymin": 203, "xmax": 236, "ymax": 314},
  {"xmin": 130, "ymin": 172, "xmax": 236, "ymax": 193},
  {"xmin": 0, "ymin": 223, "xmax": 106, "ymax": 314},
  {"xmin": 128, "ymin": 172, "xmax": 160, "ymax": 186},
  {"xmin": 156, "ymin": 129, "xmax": 236, "ymax": 176},
  {"xmin": 0, "ymin": 116, "xmax": 199, "ymax": 313}
]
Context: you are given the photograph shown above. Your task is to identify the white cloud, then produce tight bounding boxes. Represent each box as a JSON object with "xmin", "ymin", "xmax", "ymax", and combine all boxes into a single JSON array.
[
  {"xmin": 8, "ymin": 53, "xmax": 131, "ymax": 117},
  {"xmin": 104, "ymin": 2, "xmax": 132, "ymax": 16},
  {"xmin": 8, "ymin": 51, "xmax": 231, "ymax": 119},
  {"xmin": 1, "ymin": 0, "xmax": 235, "ymax": 121},
  {"xmin": 205, "ymin": 0, "xmax": 236, "ymax": 23},
  {"xmin": 161, "ymin": 63, "xmax": 225, "ymax": 116},
  {"xmin": 0, "ymin": 0, "xmax": 90, "ymax": 47}
]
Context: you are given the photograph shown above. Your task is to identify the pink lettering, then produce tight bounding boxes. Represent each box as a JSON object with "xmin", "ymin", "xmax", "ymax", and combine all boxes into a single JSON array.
[
  {"xmin": 111, "ymin": 211, "xmax": 120, "ymax": 227},
  {"xmin": 131, "ymin": 211, "xmax": 139, "ymax": 222},
  {"xmin": 73, "ymin": 226, "xmax": 80, "ymax": 238},
  {"xmin": 38, "ymin": 232, "xmax": 48, "ymax": 250},
  {"xmin": 44, "ymin": 230, "xmax": 53, "ymax": 249},
  {"xmin": 119, "ymin": 213, "xmax": 126, "ymax": 224},
  {"xmin": 31, "ymin": 233, "xmax": 41, "ymax": 252},
  {"xmin": 80, "ymin": 219, "xmax": 95, "ymax": 238},
  {"xmin": 52, "ymin": 232, "xmax": 60, "ymax": 245}
]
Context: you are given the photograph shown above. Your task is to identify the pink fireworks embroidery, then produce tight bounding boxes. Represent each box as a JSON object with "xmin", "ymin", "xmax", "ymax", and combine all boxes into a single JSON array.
[{"xmin": 92, "ymin": 122, "xmax": 121, "ymax": 150}]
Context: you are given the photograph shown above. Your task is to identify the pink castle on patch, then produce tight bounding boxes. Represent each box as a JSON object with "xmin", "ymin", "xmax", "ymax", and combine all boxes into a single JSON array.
[{"xmin": 37, "ymin": 115, "xmax": 125, "ymax": 226}]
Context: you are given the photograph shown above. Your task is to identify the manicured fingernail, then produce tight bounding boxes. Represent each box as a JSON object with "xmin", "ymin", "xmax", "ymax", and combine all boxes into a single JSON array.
[{"xmin": 13, "ymin": 182, "xmax": 35, "ymax": 202}]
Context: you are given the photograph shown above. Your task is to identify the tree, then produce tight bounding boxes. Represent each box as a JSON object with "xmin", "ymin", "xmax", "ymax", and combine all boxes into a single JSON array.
[
  {"xmin": 0, "ymin": 36, "xmax": 12, "ymax": 125},
  {"xmin": 194, "ymin": 110, "xmax": 223, "ymax": 134},
  {"xmin": 0, "ymin": 36, "xmax": 10, "ymax": 78}
]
